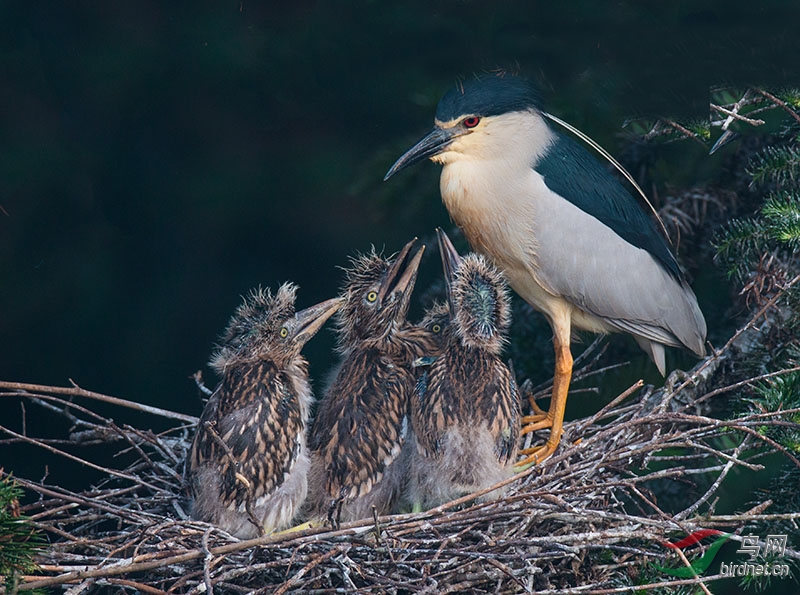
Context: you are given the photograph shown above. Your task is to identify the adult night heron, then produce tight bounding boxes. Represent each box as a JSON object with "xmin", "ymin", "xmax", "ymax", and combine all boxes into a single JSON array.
[{"xmin": 385, "ymin": 73, "xmax": 707, "ymax": 466}]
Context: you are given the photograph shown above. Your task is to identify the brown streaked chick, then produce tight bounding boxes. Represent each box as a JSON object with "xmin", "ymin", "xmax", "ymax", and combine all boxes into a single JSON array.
[
  {"xmin": 308, "ymin": 239, "xmax": 433, "ymax": 526},
  {"xmin": 407, "ymin": 229, "xmax": 520, "ymax": 510},
  {"xmin": 187, "ymin": 284, "xmax": 341, "ymax": 538}
]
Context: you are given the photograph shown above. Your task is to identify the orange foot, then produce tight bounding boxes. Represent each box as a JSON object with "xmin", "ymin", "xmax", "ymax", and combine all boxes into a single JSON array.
[
  {"xmin": 520, "ymin": 414, "xmax": 552, "ymax": 433},
  {"xmin": 520, "ymin": 392, "xmax": 551, "ymax": 428},
  {"xmin": 516, "ymin": 434, "xmax": 560, "ymax": 469}
]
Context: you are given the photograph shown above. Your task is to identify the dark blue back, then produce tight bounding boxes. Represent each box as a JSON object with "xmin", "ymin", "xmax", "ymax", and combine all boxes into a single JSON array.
[{"xmin": 536, "ymin": 131, "xmax": 682, "ymax": 280}]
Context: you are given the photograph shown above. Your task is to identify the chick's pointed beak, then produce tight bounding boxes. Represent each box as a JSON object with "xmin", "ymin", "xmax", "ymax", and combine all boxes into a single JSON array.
[
  {"xmin": 436, "ymin": 228, "xmax": 462, "ymax": 284},
  {"xmin": 384, "ymin": 126, "xmax": 460, "ymax": 181},
  {"xmin": 291, "ymin": 297, "xmax": 344, "ymax": 346},
  {"xmin": 378, "ymin": 238, "xmax": 425, "ymax": 307},
  {"xmin": 436, "ymin": 228, "xmax": 463, "ymax": 312}
]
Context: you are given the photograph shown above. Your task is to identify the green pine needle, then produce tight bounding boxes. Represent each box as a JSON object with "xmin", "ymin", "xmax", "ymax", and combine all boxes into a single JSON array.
[
  {"xmin": 743, "ymin": 371, "xmax": 800, "ymax": 453},
  {"xmin": 713, "ymin": 188, "xmax": 800, "ymax": 281},
  {"xmin": 0, "ymin": 475, "xmax": 44, "ymax": 587},
  {"xmin": 748, "ymin": 145, "xmax": 800, "ymax": 189},
  {"xmin": 777, "ymin": 88, "xmax": 800, "ymax": 110},
  {"xmin": 763, "ymin": 192, "xmax": 800, "ymax": 250},
  {"xmin": 712, "ymin": 218, "xmax": 768, "ymax": 281}
]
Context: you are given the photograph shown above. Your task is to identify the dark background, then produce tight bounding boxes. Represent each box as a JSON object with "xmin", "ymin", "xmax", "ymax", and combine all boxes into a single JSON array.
[
  {"xmin": 1, "ymin": 0, "xmax": 798, "ymax": 491},
  {"xmin": 2, "ymin": 3, "xmax": 799, "ymax": 593}
]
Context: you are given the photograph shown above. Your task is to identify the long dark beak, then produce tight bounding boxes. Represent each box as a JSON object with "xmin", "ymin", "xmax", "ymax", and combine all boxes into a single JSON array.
[
  {"xmin": 436, "ymin": 228, "xmax": 462, "ymax": 310},
  {"xmin": 709, "ymin": 128, "xmax": 739, "ymax": 155},
  {"xmin": 384, "ymin": 126, "xmax": 460, "ymax": 181},
  {"xmin": 378, "ymin": 238, "xmax": 425, "ymax": 305},
  {"xmin": 291, "ymin": 297, "xmax": 343, "ymax": 345}
]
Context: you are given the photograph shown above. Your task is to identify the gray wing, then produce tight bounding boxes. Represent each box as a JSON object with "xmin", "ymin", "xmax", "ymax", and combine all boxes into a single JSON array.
[{"xmin": 523, "ymin": 175, "xmax": 706, "ymax": 357}]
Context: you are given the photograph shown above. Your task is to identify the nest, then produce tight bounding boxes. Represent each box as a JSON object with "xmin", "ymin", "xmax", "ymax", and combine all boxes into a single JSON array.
[{"xmin": 2, "ymin": 287, "xmax": 800, "ymax": 594}]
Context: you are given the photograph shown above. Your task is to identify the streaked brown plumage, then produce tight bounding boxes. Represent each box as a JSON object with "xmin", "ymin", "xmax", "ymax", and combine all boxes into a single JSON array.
[
  {"xmin": 187, "ymin": 284, "xmax": 341, "ymax": 538},
  {"xmin": 308, "ymin": 239, "xmax": 436, "ymax": 525},
  {"xmin": 408, "ymin": 229, "xmax": 520, "ymax": 510}
]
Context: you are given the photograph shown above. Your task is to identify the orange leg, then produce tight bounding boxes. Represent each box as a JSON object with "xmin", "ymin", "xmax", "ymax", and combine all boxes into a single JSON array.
[{"xmin": 518, "ymin": 312, "xmax": 573, "ymax": 467}]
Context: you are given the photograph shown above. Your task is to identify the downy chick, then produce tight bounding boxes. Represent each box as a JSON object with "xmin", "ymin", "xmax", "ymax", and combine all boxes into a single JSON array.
[
  {"xmin": 187, "ymin": 284, "xmax": 341, "ymax": 538},
  {"xmin": 308, "ymin": 239, "xmax": 435, "ymax": 525},
  {"xmin": 408, "ymin": 229, "xmax": 520, "ymax": 510}
]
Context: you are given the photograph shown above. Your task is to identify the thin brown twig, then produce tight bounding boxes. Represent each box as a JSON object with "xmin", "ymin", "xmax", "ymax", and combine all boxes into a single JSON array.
[
  {"xmin": 0, "ymin": 380, "xmax": 198, "ymax": 423},
  {"xmin": 674, "ymin": 436, "xmax": 751, "ymax": 521},
  {"xmin": 673, "ymin": 546, "xmax": 713, "ymax": 595},
  {"xmin": 670, "ymin": 273, "xmax": 800, "ymax": 398},
  {"xmin": 711, "ymin": 102, "xmax": 766, "ymax": 126},
  {"xmin": 753, "ymin": 88, "xmax": 800, "ymax": 125},
  {"xmin": 0, "ymin": 425, "xmax": 168, "ymax": 494},
  {"xmin": 201, "ymin": 528, "xmax": 214, "ymax": 595},
  {"xmin": 273, "ymin": 546, "xmax": 348, "ymax": 595}
]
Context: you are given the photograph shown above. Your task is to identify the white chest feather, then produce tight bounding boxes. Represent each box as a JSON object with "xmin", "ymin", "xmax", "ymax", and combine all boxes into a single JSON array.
[{"xmin": 440, "ymin": 160, "xmax": 556, "ymax": 305}]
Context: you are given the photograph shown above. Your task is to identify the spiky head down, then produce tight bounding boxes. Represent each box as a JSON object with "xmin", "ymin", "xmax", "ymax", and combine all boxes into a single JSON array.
[
  {"xmin": 450, "ymin": 254, "xmax": 512, "ymax": 354},
  {"xmin": 417, "ymin": 300, "xmax": 450, "ymax": 354},
  {"xmin": 209, "ymin": 283, "xmax": 299, "ymax": 373}
]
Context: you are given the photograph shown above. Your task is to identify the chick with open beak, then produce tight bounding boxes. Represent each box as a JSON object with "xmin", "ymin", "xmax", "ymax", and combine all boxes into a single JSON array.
[{"xmin": 307, "ymin": 239, "xmax": 436, "ymax": 526}]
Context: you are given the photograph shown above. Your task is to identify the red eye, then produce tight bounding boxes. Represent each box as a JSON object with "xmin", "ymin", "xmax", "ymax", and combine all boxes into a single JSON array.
[{"xmin": 463, "ymin": 116, "xmax": 480, "ymax": 128}]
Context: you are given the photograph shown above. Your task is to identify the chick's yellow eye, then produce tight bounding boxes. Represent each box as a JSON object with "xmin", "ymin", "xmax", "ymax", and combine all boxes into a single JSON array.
[
  {"xmin": 279, "ymin": 327, "xmax": 289, "ymax": 338},
  {"xmin": 432, "ymin": 324, "xmax": 442, "ymax": 333},
  {"xmin": 366, "ymin": 291, "xmax": 378, "ymax": 303}
]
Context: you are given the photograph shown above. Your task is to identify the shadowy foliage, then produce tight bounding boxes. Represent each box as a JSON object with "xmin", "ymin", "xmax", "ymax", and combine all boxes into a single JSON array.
[{"xmin": 0, "ymin": 474, "xmax": 43, "ymax": 592}]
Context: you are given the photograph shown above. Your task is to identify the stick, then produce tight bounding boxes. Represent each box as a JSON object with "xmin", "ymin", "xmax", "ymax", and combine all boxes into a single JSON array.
[
  {"xmin": 0, "ymin": 380, "xmax": 198, "ymax": 424},
  {"xmin": 0, "ymin": 425, "xmax": 169, "ymax": 495}
]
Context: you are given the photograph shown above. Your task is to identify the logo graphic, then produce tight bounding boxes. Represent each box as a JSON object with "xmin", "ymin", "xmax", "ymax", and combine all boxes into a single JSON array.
[{"xmin": 655, "ymin": 529, "xmax": 732, "ymax": 578}]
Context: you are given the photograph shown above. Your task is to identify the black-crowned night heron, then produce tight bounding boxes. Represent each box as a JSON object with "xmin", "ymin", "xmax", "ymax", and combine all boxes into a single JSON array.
[
  {"xmin": 307, "ymin": 238, "xmax": 438, "ymax": 526},
  {"xmin": 407, "ymin": 228, "xmax": 519, "ymax": 510},
  {"xmin": 385, "ymin": 73, "xmax": 707, "ymax": 466},
  {"xmin": 187, "ymin": 284, "xmax": 341, "ymax": 538}
]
